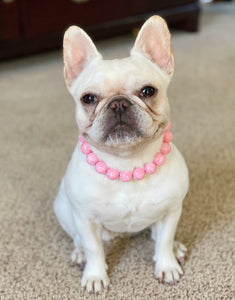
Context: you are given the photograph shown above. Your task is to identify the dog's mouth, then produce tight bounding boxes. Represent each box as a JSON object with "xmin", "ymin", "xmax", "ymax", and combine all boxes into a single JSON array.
[{"xmin": 106, "ymin": 123, "xmax": 141, "ymax": 144}]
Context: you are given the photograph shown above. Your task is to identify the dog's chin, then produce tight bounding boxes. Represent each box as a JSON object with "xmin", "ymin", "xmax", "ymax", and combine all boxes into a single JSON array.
[{"xmin": 105, "ymin": 124, "xmax": 143, "ymax": 147}]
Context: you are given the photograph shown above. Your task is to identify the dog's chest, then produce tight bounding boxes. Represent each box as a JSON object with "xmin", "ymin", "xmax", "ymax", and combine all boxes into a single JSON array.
[
  {"xmin": 93, "ymin": 183, "xmax": 169, "ymax": 232},
  {"xmin": 68, "ymin": 163, "xmax": 172, "ymax": 233}
]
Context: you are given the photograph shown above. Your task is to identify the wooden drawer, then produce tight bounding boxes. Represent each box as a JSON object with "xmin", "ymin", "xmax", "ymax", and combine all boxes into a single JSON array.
[
  {"xmin": 0, "ymin": 0, "xmax": 20, "ymax": 40},
  {"xmin": 21, "ymin": 0, "xmax": 129, "ymax": 37}
]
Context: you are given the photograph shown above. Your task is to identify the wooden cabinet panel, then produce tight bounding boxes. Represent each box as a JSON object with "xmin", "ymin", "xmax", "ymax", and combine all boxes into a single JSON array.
[
  {"xmin": 130, "ymin": 0, "xmax": 197, "ymax": 14},
  {"xmin": 21, "ymin": 0, "xmax": 129, "ymax": 37},
  {"xmin": 0, "ymin": 0, "xmax": 20, "ymax": 40}
]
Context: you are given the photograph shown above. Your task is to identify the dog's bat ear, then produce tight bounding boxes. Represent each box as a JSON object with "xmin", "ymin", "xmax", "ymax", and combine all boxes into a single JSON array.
[
  {"xmin": 131, "ymin": 16, "xmax": 174, "ymax": 77},
  {"xmin": 63, "ymin": 26, "xmax": 102, "ymax": 89}
]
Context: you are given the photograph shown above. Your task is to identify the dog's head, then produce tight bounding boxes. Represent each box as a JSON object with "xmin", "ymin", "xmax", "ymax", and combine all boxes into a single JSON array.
[{"xmin": 63, "ymin": 16, "xmax": 174, "ymax": 153}]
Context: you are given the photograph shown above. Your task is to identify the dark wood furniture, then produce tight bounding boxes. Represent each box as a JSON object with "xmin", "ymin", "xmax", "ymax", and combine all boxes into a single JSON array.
[{"xmin": 0, "ymin": 0, "xmax": 200, "ymax": 60}]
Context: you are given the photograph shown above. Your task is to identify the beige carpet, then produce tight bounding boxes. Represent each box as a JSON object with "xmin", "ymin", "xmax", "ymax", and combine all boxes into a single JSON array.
[{"xmin": 0, "ymin": 3, "xmax": 234, "ymax": 299}]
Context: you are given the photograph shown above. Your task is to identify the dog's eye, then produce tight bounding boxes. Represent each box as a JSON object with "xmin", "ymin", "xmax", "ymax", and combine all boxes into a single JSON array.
[
  {"xmin": 81, "ymin": 94, "xmax": 98, "ymax": 104},
  {"xmin": 140, "ymin": 86, "xmax": 156, "ymax": 98}
]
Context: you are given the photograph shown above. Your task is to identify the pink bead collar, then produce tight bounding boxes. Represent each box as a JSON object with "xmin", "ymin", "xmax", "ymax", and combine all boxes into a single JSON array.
[{"xmin": 79, "ymin": 123, "xmax": 172, "ymax": 182}]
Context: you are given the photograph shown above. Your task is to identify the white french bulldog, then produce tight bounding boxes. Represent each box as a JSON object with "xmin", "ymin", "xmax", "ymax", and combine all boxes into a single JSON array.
[{"xmin": 54, "ymin": 15, "xmax": 189, "ymax": 294}]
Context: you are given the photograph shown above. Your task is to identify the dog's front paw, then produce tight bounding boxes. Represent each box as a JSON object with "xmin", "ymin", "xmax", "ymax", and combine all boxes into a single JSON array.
[
  {"xmin": 155, "ymin": 257, "xmax": 183, "ymax": 285},
  {"xmin": 81, "ymin": 273, "xmax": 110, "ymax": 294}
]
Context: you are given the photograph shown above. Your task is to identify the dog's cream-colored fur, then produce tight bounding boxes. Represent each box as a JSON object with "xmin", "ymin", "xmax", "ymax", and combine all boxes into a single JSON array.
[{"xmin": 54, "ymin": 16, "xmax": 189, "ymax": 294}]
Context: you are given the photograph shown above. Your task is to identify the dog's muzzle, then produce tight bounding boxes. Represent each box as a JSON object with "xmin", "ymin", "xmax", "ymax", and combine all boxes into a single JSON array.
[{"xmin": 103, "ymin": 96, "xmax": 141, "ymax": 142}]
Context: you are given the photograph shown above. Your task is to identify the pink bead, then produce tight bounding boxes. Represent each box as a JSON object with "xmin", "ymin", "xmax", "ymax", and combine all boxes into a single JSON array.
[
  {"xmin": 133, "ymin": 168, "xmax": 146, "ymax": 180},
  {"xmin": 144, "ymin": 162, "xmax": 157, "ymax": 175},
  {"xmin": 95, "ymin": 161, "xmax": 107, "ymax": 174},
  {"xmin": 166, "ymin": 123, "xmax": 171, "ymax": 131},
  {"xmin": 161, "ymin": 142, "xmax": 171, "ymax": 155},
  {"xmin": 79, "ymin": 135, "xmax": 85, "ymax": 143},
  {"xmin": 107, "ymin": 168, "xmax": 119, "ymax": 180},
  {"xmin": 81, "ymin": 142, "xmax": 91, "ymax": 154},
  {"xmin": 163, "ymin": 131, "xmax": 173, "ymax": 143},
  {"xmin": 86, "ymin": 152, "xmax": 98, "ymax": 165},
  {"xmin": 120, "ymin": 171, "xmax": 132, "ymax": 182},
  {"xmin": 154, "ymin": 153, "xmax": 165, "ymax": 166}
]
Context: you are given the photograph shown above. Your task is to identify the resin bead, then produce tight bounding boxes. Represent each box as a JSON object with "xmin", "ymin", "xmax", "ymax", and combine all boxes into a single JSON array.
[
  {"xmin": 120, "ymin": 171, "xmax": 132, "ymax": 182},
  {"xmin": 163, "ymin": 131, "xmax": 173, "ymax": 143},
  {"xmin": 81, "ymin": 142, "xmax": 91, "ymax": 154},
  {"xmin": 133, "ymin": 168, "xmax": 146, "ymax": 180},
  {"xmin": 161, "ymin": 143, "xmax": 171, "ymax": 155},
  {"xmin": 107, "ymin": 168, "xmax": 120, "ymax": 180},
  {"xmin": 154, "ymin": 153, "xmax": 165, "ymax": 166},
  {"xmin": 95, "ymin": 161, "xmax": 108, "ymax": 174},
  {"xmin": 144, "ymin": 162, "xmax": 157, "ymax": 175},
  {"xmin": 79, "ymin": 135, "xmax": 85, "ymax": 143},
  {"xmin": 86, "ymin": 152, "xmax": 98, "ymax": 165}
]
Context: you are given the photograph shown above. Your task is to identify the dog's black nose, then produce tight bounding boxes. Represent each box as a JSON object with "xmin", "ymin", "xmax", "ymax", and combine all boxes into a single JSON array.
[{"xmin": 108, "ymin": 97, "xmax": 132, "ymax": 114}]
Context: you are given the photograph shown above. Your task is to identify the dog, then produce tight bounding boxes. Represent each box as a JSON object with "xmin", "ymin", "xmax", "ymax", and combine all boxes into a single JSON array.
[{"xmin": 54, "ymin": 15, "xmax": 189, "ymax": 294}]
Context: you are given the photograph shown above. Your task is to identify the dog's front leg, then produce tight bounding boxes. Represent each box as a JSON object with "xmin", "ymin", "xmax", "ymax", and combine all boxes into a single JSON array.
[
  {"xmin": 151, "ymin": 205, "xmax": 186, "ymax": 285},
  {"xmin": 73, "ymin": 215, "xmax": 109, "ymax": 294}
]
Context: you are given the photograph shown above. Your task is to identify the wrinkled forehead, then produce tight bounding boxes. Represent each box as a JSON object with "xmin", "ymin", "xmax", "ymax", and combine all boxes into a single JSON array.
[{"xmin": 70, "ymin": 56, "xmax": 169, "ymax": 99}]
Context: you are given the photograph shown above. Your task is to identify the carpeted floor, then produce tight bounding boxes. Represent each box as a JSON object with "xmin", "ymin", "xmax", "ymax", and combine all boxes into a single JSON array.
[{"xmin": 0, "ymin": 3, "xmax": 234, "ymax": 299}]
